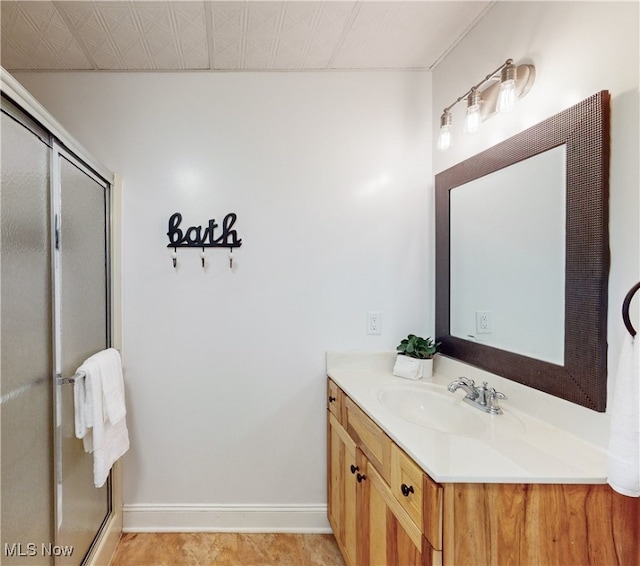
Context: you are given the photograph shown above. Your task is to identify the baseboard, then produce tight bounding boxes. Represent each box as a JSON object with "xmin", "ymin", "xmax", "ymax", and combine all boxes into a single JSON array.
[{"xmin": 123, "ymin": 504, "xmax": 331, "ymax": 533}]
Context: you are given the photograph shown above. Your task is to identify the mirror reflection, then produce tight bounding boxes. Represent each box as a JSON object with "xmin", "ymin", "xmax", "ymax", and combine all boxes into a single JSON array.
[{"xmin": 450, "ymin": 145, "xmax": 566, "ymax": 365}]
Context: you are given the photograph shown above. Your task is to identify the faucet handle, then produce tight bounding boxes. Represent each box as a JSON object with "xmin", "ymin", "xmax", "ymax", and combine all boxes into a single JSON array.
[
  {"xmin": 488, "ymin": 388, "xmax": 507, "ymax": 400},
  {"xmin": 487, "ymin": 387, "xmax": 507, "ymax": 414},
  {"xmin": 458, "ymin": 376, "xmax": 475, "ymax": 387}
]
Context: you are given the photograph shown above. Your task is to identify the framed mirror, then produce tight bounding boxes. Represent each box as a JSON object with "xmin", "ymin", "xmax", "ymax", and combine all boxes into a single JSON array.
[{"xmin": 435, "ymin": 91, "xmax": 610, "ymax": 411}]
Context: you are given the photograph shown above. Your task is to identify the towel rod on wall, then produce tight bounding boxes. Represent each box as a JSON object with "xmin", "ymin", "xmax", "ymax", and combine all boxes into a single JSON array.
[
  {"xmin": 622, "ymin": 281, "xmax": 640, "ymax": 337},
  {"xmin": 57, "ymin": 372, "xmax": 85, "ymax": 386}
]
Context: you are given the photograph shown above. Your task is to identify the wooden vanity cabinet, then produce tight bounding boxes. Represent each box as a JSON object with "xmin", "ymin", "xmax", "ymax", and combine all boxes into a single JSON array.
[
  {"xmin": 328, "ymin": 380, "xmax": 442, "ymax": 566},
  {"xmin": 327, "ymin": 378, "xmax": 640, "ymax": 566},
  {"xmin": 443, "ymin": 482, "xmax": 639, "ymax": 565}
]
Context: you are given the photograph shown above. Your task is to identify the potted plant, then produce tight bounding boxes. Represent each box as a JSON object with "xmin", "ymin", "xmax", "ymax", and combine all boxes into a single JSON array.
[{"xmin": 393, "ymin": 334, "xmax": 439, "ymax": 379}]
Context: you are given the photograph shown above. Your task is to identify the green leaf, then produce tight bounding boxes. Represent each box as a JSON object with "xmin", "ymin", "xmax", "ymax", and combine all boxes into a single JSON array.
[{"xmin": 395, "ymin": 333, "xmax": 439, "ymax": 359}]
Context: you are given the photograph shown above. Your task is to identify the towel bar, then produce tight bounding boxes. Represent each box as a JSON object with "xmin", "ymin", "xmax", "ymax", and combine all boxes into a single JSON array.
[
  {"xmin": 57, "ymin": 372, "xmax": 85, "ymax": 386},
  {"xmin": 622, "ymin": 281, "xmax": 640, "ymax": 337}
]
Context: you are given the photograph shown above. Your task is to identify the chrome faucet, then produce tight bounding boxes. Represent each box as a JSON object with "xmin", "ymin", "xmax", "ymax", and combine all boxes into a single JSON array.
[
  {"xmin": 448, "ymin": 378, "xmax": 507, "ymax": 415},
  {"xmin": 447, "ymin": 376, "xmax": 478, "ymax": 399}
]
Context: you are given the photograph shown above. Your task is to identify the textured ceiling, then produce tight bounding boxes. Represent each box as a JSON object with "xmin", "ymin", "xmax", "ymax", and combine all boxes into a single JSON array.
[{"xmin": 1, "ymin": 1, "xmax": 492, "ymax": 71}]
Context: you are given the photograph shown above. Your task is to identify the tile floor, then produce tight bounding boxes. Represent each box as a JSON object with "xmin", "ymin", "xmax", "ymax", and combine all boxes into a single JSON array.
[{"xmin": 109, "ymin": 532, "xmax": 346, "ymax": 566}]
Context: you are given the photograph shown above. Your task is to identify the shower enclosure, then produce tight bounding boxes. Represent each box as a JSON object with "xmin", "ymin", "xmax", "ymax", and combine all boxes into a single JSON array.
[{"xmin": 1, "ymin": 76, "xmax": 118, "ymax": 566}]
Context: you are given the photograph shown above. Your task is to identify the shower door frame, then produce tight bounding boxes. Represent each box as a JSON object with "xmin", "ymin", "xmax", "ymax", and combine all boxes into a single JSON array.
[
  {"xmin": 51, "ymin": 142, "xmax": 112, "ymax": 564},
  {"xmin": 1, "ymin": 68, "xmax": 123, "ymax": 566}
]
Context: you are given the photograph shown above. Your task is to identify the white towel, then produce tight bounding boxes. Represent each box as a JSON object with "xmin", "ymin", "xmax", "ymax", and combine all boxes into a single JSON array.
[
  {"xmin": 73, "ymin": 369, "xmax": 90, "ymax": 440},
  {"xmin": 607, "ymin": 334, "xmax": 640, "ymax": 497},
  {"xmin": 73, "ymin": 348, "xmax": 130, "ymax": 488},
  {"xmin": 96, "ymin": 349, "xmax": 127, "ymax": 424}
]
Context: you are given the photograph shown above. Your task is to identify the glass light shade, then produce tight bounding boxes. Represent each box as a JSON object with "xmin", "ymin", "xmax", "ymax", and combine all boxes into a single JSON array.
[
  {"xmin": 497, "ymin": 79, "xmax": 517, "ymax": 113},
  {"xmin": 497, "ymin": 61, "xmax": 518, "ymax": 114},
  {"xmin": 463, "ymin": 90, "xmax": 481, "ymax": 134},
  {"xmin": 464, "ymin": 104, "xmax": 480, "ymax": 134},
  {"xmin": 437, "ymin": 110, "xmax": 452, "ymax": 151},
  {"xmin": 437, "ymin": 124, "xmax": 451, "ymax": 151}
]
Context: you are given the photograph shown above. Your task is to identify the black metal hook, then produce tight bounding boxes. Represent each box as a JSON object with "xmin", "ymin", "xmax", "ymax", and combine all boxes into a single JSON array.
[{"xmin": 622, "ymin": 281, "xmax": 640, "ymax": 337}]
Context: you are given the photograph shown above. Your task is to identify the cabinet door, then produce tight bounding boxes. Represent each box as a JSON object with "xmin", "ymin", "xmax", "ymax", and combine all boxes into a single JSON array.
[
  {"xmin": 391, "ymin": 443, "xmax": 424, "ymax": 529},
  {"xmin": 328, "ymin": 412, "xmax": 358, "ymax": 566},
  {"xmin": 359, "ymin": 461, "xmax": 430, "ymax": 566}
]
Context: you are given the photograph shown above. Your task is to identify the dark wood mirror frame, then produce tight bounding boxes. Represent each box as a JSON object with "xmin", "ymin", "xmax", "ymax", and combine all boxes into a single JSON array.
[{"xmin": 435, "ymin": 91, "xmax": 610, "ymax": 411}]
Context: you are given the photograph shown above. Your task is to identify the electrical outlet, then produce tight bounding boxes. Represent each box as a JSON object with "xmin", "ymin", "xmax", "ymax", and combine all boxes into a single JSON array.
[
  {"xmin": 475, "ymin": 311, "xmax": 492, "ymax": 334},
  {"xmin": 367, "ymin": 311, "xmax": 382, "ymax": 335}
]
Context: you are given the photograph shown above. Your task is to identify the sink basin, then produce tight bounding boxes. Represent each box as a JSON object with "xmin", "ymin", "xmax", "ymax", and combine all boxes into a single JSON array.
[
  {"xmin": 374, "ymin": 383, "xmax": 488, "ymax": 435},
  {"xmin": 373, "ymin": 382, "xmax": 526, "ymax": 437}
]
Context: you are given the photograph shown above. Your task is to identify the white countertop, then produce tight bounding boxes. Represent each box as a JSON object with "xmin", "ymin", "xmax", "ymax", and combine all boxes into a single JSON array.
[{"xmin": 327, "ymin": 351, "xmax": 610, "ymax": 484}]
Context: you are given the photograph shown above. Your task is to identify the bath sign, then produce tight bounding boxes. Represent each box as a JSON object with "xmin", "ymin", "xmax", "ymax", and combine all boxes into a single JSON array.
[{"xmin": 166, "ymin": 212, "xmax": 242, "ymax": 249}]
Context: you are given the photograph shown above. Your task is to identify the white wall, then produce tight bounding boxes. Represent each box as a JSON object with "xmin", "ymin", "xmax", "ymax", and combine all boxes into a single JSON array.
[
  {"xmin": 432, "ymin": 0, "xmax": 639, "ymax": 402},
  {"xmin": 14, "ymin": 70, "xmax": 432, "ymax": 530}
]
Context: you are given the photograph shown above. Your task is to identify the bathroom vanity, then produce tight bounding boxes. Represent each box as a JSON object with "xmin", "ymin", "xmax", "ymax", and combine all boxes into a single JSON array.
[{"xmin": 326, "ymin": 352, "xmax": 638, "ymax": 566}]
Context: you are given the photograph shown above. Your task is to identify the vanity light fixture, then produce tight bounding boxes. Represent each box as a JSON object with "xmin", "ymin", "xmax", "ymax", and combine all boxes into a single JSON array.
[{"xmin": 437, "ymin": 58, "xmax": 535, "ymax": 150}]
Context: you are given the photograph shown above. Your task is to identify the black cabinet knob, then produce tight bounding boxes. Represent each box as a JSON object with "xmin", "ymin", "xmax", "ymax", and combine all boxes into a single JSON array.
[
  {"xmin": 350, "ymin": 465, "xmax": 359, "ymax": 474},
  {"xmin": 356, "ymin": 473, "xmax": 366, "ymax": 483},
  {"xmin": 329, "ymin": 396, "xmax": 336, "ymax": 403},
  {"xmin": 401, "ymin": 483, "xmax": 414, "ymax": 497}
]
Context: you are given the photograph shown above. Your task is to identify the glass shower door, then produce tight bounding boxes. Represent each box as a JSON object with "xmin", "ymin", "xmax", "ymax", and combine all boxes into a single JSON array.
[
  {"xmin": 1, "ymin": 97, "xmax": 113, "ymax": 566},
  {"xmin": 1, "ymin": 108, "xmax": 54, "ymax": 566},
  {"xmin": 53, "ymin": 147, "xmax": 111, "ymax": 565}
]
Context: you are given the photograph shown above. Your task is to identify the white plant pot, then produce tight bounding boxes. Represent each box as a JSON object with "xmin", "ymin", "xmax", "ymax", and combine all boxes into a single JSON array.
[
  {"xmin": 420, "ymin": 358, "xmax": 433, "ymax": 378},
  {"xmin": 392, "ymin": 355, "xmax": 433, "ymax": 380}
]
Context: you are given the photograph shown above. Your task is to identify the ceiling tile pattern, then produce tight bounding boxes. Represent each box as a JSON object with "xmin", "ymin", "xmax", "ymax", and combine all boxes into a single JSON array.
[
  {"xmin": 1, "ymin": 1, "xmax": 492, "ymax": 72},
  {"xmin": 1, "ymin": 1, "xmax": 93, "ymax": 69}
]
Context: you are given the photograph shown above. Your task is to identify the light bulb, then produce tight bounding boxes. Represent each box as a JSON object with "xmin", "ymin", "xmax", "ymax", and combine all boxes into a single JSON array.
[
  {"xmin": 437, "ymin": 125, "xmax": 451, "ymax": 151},
  {"xmin": 497, "ymin": 80, "xmax": 517, "ymax": 113},
  {"xmin": 463, "ymin": 90, "xmax": 481, "ymax": 134},
  {"xmin": 437, "ymin": 110, "xmax": 452, "ymax": 151},
  {"xmin": 497, "ymin": 61, "xmax": 517, "ymax": 113},
  {"xmin": 464, "ymin": 106, "xmax": 480, "ymax": 134}
]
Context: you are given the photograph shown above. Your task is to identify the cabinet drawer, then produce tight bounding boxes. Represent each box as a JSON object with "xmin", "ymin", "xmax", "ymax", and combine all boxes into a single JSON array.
[
  {"xmin": 327, "ymin": 379, "xmax": 343, "ymax": 422},
  {"xmin": 345, "ymin": 396, "xmax": 391, "ymax": 483},
  {"xmin": 391, "ymin": 444, "xmax": 424, "ymax": 531}
]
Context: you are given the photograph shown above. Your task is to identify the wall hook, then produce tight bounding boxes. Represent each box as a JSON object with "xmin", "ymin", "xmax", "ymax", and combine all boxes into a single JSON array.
[{"xmin": 165, "ymin": 212, "xmax": 243, "ymax": 271}]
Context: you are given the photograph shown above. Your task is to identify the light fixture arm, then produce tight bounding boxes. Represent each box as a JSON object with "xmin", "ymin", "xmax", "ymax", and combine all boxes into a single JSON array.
[{"xmin": 442, "ymin": 59, "xmax": 514, "ymax": 115}]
